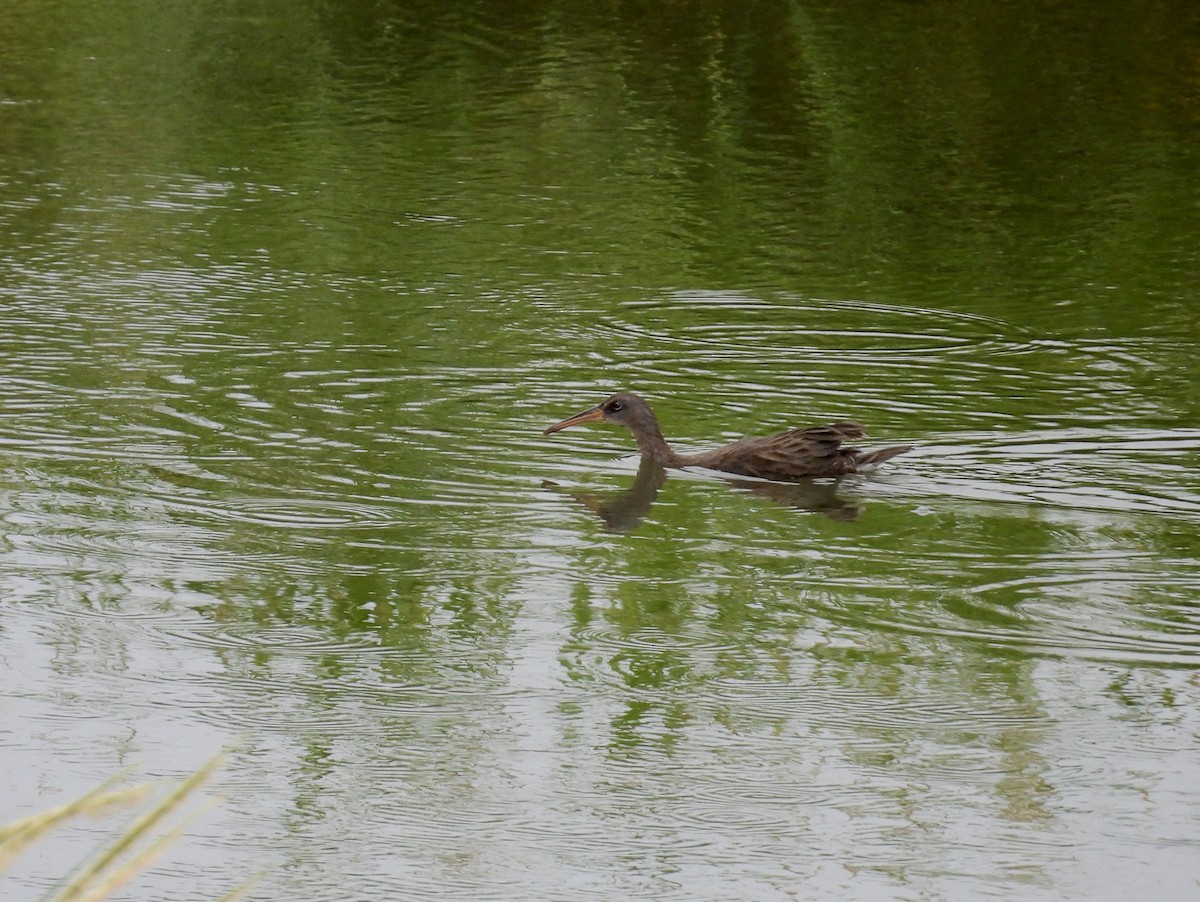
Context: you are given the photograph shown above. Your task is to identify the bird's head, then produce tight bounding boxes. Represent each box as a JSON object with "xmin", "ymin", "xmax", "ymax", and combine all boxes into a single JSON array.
[{"xmin": 543, "ymin": 392, "xmax": 655, "ymax": 435}]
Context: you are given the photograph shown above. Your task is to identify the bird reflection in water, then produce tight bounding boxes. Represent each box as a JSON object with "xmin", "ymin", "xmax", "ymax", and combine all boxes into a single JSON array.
[
  {"xmin": 542, "ymin": 458, "xmax": 668, "ymax": 532},
  {"xmin": 541, "ymin": 458, "xmax": 863, "ymax": 532}
]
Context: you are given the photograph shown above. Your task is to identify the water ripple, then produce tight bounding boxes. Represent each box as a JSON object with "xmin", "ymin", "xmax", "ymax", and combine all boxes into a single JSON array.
[{"xmin": 3, "ymin": 267, "xmax": 1198, "ymax": 695}]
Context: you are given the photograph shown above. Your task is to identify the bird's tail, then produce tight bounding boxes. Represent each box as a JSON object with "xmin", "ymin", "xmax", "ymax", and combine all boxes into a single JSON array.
[{"xmin": 854, "ymin": 445, "xmax": 913, "ymax": 468}]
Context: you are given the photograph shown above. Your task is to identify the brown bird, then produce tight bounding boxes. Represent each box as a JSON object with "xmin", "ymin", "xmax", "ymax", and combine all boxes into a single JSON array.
[{"xmin": 543, "ymin": 391, "xmax": 912, "ymax": 481}]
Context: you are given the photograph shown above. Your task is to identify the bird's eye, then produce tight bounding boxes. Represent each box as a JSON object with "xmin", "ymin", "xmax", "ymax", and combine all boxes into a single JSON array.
[{"xmin": 610, "ymin": 401, "xmax": 623, "ymax": 412}]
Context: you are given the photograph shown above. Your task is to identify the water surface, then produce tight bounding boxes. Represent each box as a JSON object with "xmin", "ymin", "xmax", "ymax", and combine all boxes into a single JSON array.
[{"xmin": 2, "ymin": 2, "xmax": 1199, "ymax": 899}]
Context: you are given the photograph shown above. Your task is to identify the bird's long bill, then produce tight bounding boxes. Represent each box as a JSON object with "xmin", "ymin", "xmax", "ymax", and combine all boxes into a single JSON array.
[{"xmin": 543, "ymin": 405, "xmax": 605, "ymax": 435}]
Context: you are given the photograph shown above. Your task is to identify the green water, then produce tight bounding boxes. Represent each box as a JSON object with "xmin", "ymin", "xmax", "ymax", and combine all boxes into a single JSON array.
[{"xmin": 3, "ymin": 2, "xmax": 1199, "ymax": 899}]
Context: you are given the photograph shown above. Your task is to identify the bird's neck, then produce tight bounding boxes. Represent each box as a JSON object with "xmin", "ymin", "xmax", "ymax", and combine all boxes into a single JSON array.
[{"xmin": 631, "ymin": 420, "xmax": 684, "ymax": 467}]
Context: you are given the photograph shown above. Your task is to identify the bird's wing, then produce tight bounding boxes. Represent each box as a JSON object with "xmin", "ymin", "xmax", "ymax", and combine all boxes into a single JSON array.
[{"xmin": 697, "ymin": 422, "xmax": 867, "ymax": 480}]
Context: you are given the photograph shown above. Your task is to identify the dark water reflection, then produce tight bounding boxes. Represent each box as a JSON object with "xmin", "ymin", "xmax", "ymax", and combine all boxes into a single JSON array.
[
  {"xmin": 3, "ymin": 1, "xmax": 1200, "ymax": 899},
  {"xmin": 545, "ymin": 459, "xmax": 864, "ymax": 531}
]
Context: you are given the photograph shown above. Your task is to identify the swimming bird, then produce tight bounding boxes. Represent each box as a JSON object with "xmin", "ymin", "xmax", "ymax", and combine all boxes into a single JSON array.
[{"xmin": 543, "ymin": 391, "xmax": 912, "ymax": 481}]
